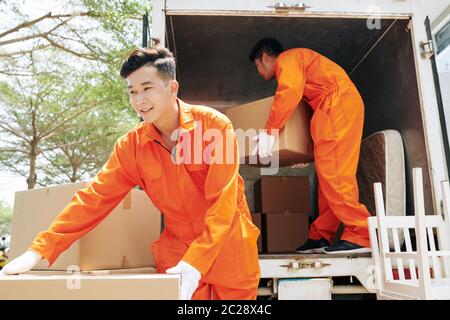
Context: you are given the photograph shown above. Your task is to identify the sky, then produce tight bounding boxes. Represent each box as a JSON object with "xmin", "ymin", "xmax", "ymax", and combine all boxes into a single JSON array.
[
  {"xmin": 0, "ymin": 0, "xmax": 128, "ymax": 208},
  {"xmin": 0, "ymin": 171, "xmax": 27, "ymax": 207},
  {"xmin": 0, "ymin": 0, "xmax": 73, "ymax": 208}
]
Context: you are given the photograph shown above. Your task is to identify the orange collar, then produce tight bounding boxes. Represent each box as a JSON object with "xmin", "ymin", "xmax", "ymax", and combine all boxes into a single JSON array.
[
  {"xmin": 273, "ymin": 54, "xmax": 282, "ymax": 79},
  {"xmin": 139, "ymin": 98, "xmax": 196, "ymax": 146}
]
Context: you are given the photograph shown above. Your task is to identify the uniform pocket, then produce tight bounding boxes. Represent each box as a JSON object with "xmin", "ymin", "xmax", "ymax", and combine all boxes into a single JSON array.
[
  {"xmin": 139, "ymin": 161, "xmax": 163, "ymax": 202},
  {"xmin": 141, "ymin": 162, "xmax": 162, "ymax": 179},
  {"xmin": 203, "ymin": 213, "xmax": 260, "ymax": 286},
  {"xmin": 310, "ymin": 106, "xmax": 337, "ymax": 146},
  {"xmin": 234, "ymin": 214, "xmax": 261, "ymax": 281},
  {"xmin": 338, "ymin": 87, "xmax": 364, "ymax": 122}
]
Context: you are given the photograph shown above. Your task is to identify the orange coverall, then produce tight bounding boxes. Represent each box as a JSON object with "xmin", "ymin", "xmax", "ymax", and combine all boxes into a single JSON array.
[
  {"xmin": 30, "ymin": 98, "xmax": 261, "ymax": 299},
  {"xmin": 266, "ymin": 48, "xmax": 370, "ymax": 247}
]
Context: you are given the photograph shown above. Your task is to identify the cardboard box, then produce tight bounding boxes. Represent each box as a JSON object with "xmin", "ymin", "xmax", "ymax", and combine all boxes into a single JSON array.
[
  {"xmin": 224, "ymin": 96, "xmax": 314, "ymax": 167},
  {"xmin": 0, "ymin": 270, "xmax": 179, "ymax": 300},
  {"xmin": 251, "ymin": 213, "xmax": 263, "ymax": 253},
  {"xmin": 254, "ymin": 176, "xmax": 310, "ymax": 213},
  {"xmin": 10, "ymin": 183, "xmax": 161, "ymax": 271},
  {"xmin": 25, "ymin": 267, "xmax": 158, "ymax": 276},
  {"xmin": 263, "ymin": 213, "xmax": 309, "ymax": 253}
]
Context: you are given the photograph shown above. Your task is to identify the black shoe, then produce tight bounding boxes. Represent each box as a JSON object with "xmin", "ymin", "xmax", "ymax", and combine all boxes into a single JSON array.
[
  {"xmin": 296, "ymin": 238, "xmax": 330, "ymax": 254},
  {"xmin": 323, "ymin": 240, "xmax": 371, "ymax": 254}
]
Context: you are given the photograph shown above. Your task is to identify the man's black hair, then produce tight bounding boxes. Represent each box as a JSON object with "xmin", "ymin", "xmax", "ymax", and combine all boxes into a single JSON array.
[
  {"xmin": 249, "ymin": 38, "xmax": 284, "ymax": 62},
  {"xmin": 120, "ymin": 46, "xmax": 176, "ymax": 81}
]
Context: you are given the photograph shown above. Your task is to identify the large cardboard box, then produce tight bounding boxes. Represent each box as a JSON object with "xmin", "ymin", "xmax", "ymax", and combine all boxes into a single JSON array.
[
  {"xmin": 254, "ymin": 176, "xmax": 310, "ymax": 213},
  {"xmin": 263, "ymin": 213, "xmax": 309, "ymax": 253},
  {"xmin": 224, "ymin": 96, "xmax": 314, "ymax": 167},
  {"xmin": 10, "ymin": 183, "xmax": 161, "ymax": 271},
  {"xmin": 25, "ymin": 267, "xmax": 157, "ymax": 276},
  {"xmin": 0, "ymin": 270, "xmax": 179, "ymax": 300},
  {"xmin": 251, "ymin": 213, "xmax": 263, "ymax": 253}
]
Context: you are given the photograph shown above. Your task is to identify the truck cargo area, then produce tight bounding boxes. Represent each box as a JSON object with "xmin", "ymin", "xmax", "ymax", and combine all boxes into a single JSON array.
[
  {"xmin": 166, "ymin": 14, "xmax": 434, "ymax": 215},
  {"xmin": 165, "ymin": 13, "xmax": 435, "ymax": 298}
]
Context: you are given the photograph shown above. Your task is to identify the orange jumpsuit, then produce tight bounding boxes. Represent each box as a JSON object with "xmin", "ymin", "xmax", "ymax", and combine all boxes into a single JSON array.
[
  {"xmin": 30, "ymin": 98, "xmax": 261, "ymax": 299},
  {"xmin": 266, "ymin": 48, "xmax": 370, "ymax": 247}
]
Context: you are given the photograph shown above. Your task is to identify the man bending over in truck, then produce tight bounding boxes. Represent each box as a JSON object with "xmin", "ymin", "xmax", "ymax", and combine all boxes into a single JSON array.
[
  {"xmin": 1, "ymin": 46, "xmax": 261, "ymax": 300},
  {"xmin": 249, "ymin": 38, "xmax": 371, "ymax": 254}
]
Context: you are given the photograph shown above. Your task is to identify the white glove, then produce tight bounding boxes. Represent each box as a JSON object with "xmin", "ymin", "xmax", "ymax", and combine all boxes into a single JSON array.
[
  {"xmin": 166, "ymin": 260, "xmax": 201, "ymax": 300},
  {"xmin": 251, "ymin": 131, "xmax": 276, "ymax": 158},
  {"xmin": 0, "ymin": 250, "xmax": 42, "ymax": 276}
]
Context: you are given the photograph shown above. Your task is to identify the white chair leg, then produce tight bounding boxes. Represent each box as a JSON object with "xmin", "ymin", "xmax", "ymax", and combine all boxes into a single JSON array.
[
  {"xmin": 374, "ymin": 182, "xmax": 393, "ymax": 281},
  {"xmin": 368, "ymin": 216, "xmax": 383, "ymax": 291},
  {"xmin": 440, "ymin": 180, "xmax": 450, "ymax": 277},
  {"xmin": 441, "ymin": 180, "xmax": 450, "ymax": 250},
  {"xmin": 413, "ymin": 168, "xmax": 431, "ymax": 299}
]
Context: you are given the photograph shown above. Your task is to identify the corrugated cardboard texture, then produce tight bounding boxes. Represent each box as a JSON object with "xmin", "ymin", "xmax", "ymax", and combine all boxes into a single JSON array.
[
  {"xmin": 251, "ymin": 213, "xmax": 263, "ymax": 253},
  {"xmin": 225, "ymin": 96, "xmax": 314, "ymax": 167},
  {"xmin": 10, "ymin": 183, "xmax": 85, "ymax": 270},
  {"xmin": 264, "ymin": 213, "xmax": 309, "ymax": 253},
  {"xmin": 122, "ymin": 192, "xmax": 132, "ymax": 210},
  {"xmin": 10, "ymin": 183, "xmax": 161, "ymax": 271},
  {"xmin": 0, "ymin": 271, "xmax": 179, "ymax": 300},
  {"xmin": 254, "ymin": 176, "xmax": 310, "ymax": 213},
  {"xmin": 79, "ymin": 189, "xmax": 161, "ymax": 270},
  {"xmin": 25, "ymin": 267, "xmax": 157, "ymax": 276}
]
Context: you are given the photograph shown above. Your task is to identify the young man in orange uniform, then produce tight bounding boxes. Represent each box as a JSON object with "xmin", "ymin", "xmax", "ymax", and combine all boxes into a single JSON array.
[
  {"xmin": 1, "ymin": 46, "xmax": 261, "ymax": 300},
  {"xmin": 249, "ymin": 38, "xmax": 371, "ymax": 254}
]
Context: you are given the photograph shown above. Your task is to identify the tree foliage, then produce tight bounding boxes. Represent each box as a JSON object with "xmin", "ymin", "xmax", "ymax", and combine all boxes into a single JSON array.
[{"xmin": 0, "ymin": 0, "xmax": 148, "ymax": 188}]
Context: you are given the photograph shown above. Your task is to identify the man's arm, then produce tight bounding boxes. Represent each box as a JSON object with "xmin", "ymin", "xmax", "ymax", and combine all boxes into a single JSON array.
[{"xmin": 265, "ymin": 53, "xmax": 306, "ymax": 134}]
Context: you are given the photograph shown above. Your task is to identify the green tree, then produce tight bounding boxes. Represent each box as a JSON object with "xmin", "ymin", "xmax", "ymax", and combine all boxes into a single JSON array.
[
  {"xmin": 0, "ymin": 200, "xmax": 12, "ymax": 237},
  {"xmin": 0, "ymin": 0, "xmax": 146, "ymax": 188},
  {"xmin": 38, "ymin": 96, "xmax": 133, "ymax": 185},
  {"xmin": 35, "ymin": 61, "xmax": 138, "ymax": 186},
  {"xmin": 0, "ymin": 0, "xmax": 149, "ymax": 72},
  {"xmin": 0, "ymin": 58, "xmax": 135, "ymax": 188}
]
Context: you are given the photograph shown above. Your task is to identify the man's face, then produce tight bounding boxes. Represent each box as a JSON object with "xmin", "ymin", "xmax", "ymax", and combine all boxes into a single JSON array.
[
  {"xmin": 254, "ymin": 54, "xmax": 275, "ymax": 81},
  {"xmin": 126, "ymin": 65, "xmax": 177, "ymax": 123}
]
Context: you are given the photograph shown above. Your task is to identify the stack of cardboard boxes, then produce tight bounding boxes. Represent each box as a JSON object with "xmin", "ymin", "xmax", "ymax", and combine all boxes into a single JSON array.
[
  {"xmin": 253, "ymin": 176, "xmax": 311, "ymax": 253},
  {"xmin": 1, "ymin": 182, "xmax": 179, "ymax": 300},
  {"xmin": 226, "ymin": 96, "xmax": 314, "ymax": 253}
]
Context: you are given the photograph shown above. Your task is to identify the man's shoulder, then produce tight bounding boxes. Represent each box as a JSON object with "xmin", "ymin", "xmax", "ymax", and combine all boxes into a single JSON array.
[
  {"xmin": 115, "ymin": 122, "xmax": 145, "ymax": 146},
  {"xmin": 280, "ymin": 47, "xmax": 318, "ymax": 58}
]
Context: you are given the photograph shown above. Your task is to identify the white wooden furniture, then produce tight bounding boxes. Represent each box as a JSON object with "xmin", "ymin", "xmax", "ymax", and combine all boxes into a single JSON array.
[{"xmin": 368, "ymin": 168, "xmax": 450, "ymax": 299}]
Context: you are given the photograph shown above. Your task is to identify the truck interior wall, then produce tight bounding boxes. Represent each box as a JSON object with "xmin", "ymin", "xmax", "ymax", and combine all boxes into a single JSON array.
[
  {"xmin": 166, "ymin": 16, "xmax": 396, "ymax": 107},
  {"xmin": 166, "ymin": 14, "xmax": 433, "ymax": 214},
  {"xmin": 350, "ymin": 19, "xmax": 433, "ymax": 214}
]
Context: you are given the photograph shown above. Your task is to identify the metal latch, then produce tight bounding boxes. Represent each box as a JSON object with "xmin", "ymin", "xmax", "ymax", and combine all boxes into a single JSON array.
[
  {"xmin": 280, "ymin": 261, "xmax": 330, "ymax": 269},
  {"xmin": 419, "ymin": 40, "xmax": 434, "ymax": 59},
  {"xmin": 269, "ymin": 2, "xmax": 311, "ymax": 11}
]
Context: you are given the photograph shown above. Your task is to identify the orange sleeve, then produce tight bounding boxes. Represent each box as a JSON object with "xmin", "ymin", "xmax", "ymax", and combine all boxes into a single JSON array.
[
  {"xmin": 182, "ymin": 122, "xmax": 239, "ymax": 275},
  {"xmin": 265, "ymin": 52, "xmax": 306, "ymax": 134},
  {"xmin": 29, "ymin": 133, "xmax": 141, "ymax": 266}
]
